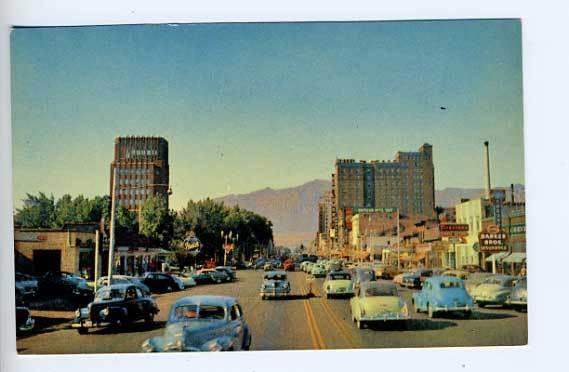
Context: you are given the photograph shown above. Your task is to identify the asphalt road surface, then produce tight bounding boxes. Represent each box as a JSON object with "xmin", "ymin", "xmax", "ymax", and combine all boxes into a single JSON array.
[{"xmin": 16, "ymin": 270, "xmax": 527, "ymax": 354}]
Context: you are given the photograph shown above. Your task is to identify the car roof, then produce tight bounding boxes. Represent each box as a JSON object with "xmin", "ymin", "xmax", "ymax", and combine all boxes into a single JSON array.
[
  {"xmin": 172, "ymin": 295, "xmax": 236, "ymax": 307},
  {"xmin": 265, "ymin": 270, "xmax": 287, "ymax": 276},
  {"xmin": 359, "ymin": 280, "xmax": 396, "ymax": 290},
  {"xmin": 426, "ymin": 275, "xmax": 464, "ymax": 284},
  {"xmin": 98, "ymin": 283, "xmax": 135, "ymax": 290}
]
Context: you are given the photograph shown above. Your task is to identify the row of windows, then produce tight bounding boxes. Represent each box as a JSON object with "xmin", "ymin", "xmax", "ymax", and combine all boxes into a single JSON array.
[
  {"xmin": 119, "ymin": 178, "xmax": 151, "ymax": 186},
  {"xmin": 117, "ymin": 168, "xmax": 153, "ymax": 175},
  {"xmin": 125, "ymin": 149, "xmax": 159, "ymax": 158},
  {"xmin": 117, "ymin": 188, "xmax": 151, "ymax": 196}
]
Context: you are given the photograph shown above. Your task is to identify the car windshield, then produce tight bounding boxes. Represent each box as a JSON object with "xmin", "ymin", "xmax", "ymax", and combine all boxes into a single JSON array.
[
  {"xmin": 364, "ymin": 285, "xmax": 397, "ymax": 297},
  {"xmin": 440, "ymin": 281, "xmax": 463, "ymax": 289},
  {"xmin": 358, "ymin": 271, "xmax": 375, "ymax": 281},
  {"xmin": 265, "ymin": 274, "xmax": 286, "ymax": 280},
  {"xmin": 330, "ymin": 273, "xmax": 351, "ymax": 280},
  {"xmin": 173, "ymin": 304, "xmax": 226, "ymax": 320},
  {"xmin": 96, "ymin": 287, "xmax": 125, "ymax": 301}
]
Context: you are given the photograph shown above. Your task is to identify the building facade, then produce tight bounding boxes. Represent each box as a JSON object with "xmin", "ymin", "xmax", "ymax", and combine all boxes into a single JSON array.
[
  {"xmin": 110, "ymin": 136, "xmax": 170, "ymax": 211},
  {"xmin": 453, "ymin": 198, "xmax": 490, "ymax": 269},
  {"xmin": 331, "ymin": 144, "xmax": 435, "ymax": 247}
]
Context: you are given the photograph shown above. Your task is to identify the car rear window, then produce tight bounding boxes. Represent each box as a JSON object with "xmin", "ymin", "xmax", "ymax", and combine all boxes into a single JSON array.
[
  {"xmin": 265, "ymin": 274, "xmax": 286, "ymax": 280},
  {"xmin": 365, "ymin": 285, "xmax": 397, "ymax": 297},
  {"xmin": 330, "ymin": 273, "xmax": 351, "ymax": 280},
  {"xmin": 96, "ymin": 288, "xmax": 125, "ymax": 301},
  {"xmin": 440, "ymin": 281, "xmax": 463, "ymax": 289}
]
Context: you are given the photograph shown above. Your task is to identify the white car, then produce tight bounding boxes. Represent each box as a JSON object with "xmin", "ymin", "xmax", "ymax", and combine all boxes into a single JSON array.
[{"xmin": 173, "ymin": 274, "xmax": 197, "ymax": 288}]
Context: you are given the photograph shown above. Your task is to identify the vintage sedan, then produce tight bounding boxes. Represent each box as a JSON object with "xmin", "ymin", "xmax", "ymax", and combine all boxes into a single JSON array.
[
  {"xmin": 350, "ymin": 281, "xmax": 409, "ymax": 329},
  {"xmin": 215, "ymin": 266, "xmax": 237, "ymax": 281},
  {"xmin": 506, "ymin": 277, "xmax": 527, "ymax": 311},
  {"xmin": 471, "ymin": 275, "xmax": 517, "ymax": 308},
  {"xmin": 352, "ymin": 267, "xmax": 377, "ymax": 291},
  {"xmin": 97, "ymin": 275, "xmax": 151, "ymax": 295},
  {"xmin": 141, "ymin": 295, "xmax": 252, "ymax": 352},
  {"xmin": 15, "ymin": 272, "xmax": 38, "ymax": 298},
  {"xmin": 402, "ymin": 269, "xmax": 433, "ymax": 289},
  {"xmin": 192, "ymin": 269, "xmax": 228, "ymax": 284},
  {"xmin": 260, "ymin": 271, "xmax": 291, "ymax": 299},
  {"xmin": 464, "ymin": 272, "xmax": 494, "ymax": 295},
  {"xmin": 72, "ymin": 284, "xmax": 159, "ymax": 334},
  {"xmin": 412, "ymin": 276, "xmax": 475, "ymax": 318},
  {"xmin": 142, "ymin": 272, "xmax": 183, "ymax": 292},
  {"xmin": 263, "ymin": 262, "xmax": 274, "ymax": 271},
  {"xmin": 441, "ymin": 270, "xmax": 469, "ymax": 280},
  {"xmin": 323, "ymin": 271, "xmax": 353, "ymax": 298},
  {"xmin": 38, "ymin": 271, "xmax": 93, "ymax": 299},
  {"xmin": 174, "ymin": 274, "xmax": 197, "ymax": 288},
  {"xmin": 16, "ymin": 306, "xmax": 35, "ymax": 333},
  {"xmin": 310, "ymin": 264, "xmax": 327, "ymax": 277}
]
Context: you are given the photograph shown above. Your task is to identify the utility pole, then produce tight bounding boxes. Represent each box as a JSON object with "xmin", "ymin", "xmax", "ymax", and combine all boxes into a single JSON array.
[
  {"xmin": 107, "ymin": 167, "xmax": 117, "ymax": 286},
  {"xmin": 94, "ymin": 230, "xmax": 99, "ymax": 293},
  {"xmin": 396, "ymin": 209, "xmax": 400, "ymax": 271}
]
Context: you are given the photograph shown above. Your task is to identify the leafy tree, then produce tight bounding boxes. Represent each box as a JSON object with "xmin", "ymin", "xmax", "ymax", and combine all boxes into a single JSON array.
[
  {"xmin": 14, "ymin": 192, "xmax": 56, "ymax": 228},
  {"xmin": 139, "ymin": 195, "xmax": 174, "ymax": 248}
]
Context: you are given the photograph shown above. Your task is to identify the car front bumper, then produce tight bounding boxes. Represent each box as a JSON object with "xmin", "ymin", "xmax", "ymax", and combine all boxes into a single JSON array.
[
  {"xmin": 18, "ymin": 317, "xmax": 35, "ymax": 332},
  {"xmin": 260, "ymin": 289, "xmax": 290, "ymax": 297},
  {"xmin": 326, "ymin": 288, "xmax": 353, "ymax": 295}
]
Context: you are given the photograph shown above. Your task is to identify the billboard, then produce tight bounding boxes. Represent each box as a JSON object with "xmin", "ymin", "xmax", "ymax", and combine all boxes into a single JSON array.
[
  {"xmin": 478, "ymin": 229, "xmax": 509, "ymax": 253},
  {"xmin": 439, "ymin": 223, "xmax": 469, "ymax": 237}
]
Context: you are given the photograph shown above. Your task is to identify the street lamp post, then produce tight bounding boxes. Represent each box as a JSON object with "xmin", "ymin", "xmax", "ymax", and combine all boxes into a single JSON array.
[{"xmin": 221, "ymin": 230, "xmax": 238, "ymax": 266}]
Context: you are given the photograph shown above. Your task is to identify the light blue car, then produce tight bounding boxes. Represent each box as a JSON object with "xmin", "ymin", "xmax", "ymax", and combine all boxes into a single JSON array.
[{"xmin": 412, "ymin": 276, "xmax": 475, "ymax": 318}]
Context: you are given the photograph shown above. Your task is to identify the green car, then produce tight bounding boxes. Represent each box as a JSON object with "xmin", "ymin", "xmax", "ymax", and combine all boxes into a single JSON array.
[
  {"xmin": 323, "ymin": 271, "xmax": 353, "ymax": 298},
  {"xmin": 310, "ymin": 264, "xmax": 327, "ymax": 277}
]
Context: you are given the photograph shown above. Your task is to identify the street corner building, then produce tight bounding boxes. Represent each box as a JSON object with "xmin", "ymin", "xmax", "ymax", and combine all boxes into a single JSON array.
[{"xmin": 110, "ymin": 136, "xmax": 170, "ymax": 211}]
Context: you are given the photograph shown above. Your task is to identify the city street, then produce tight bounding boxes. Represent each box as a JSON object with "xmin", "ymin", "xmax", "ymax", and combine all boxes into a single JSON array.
[{"xmin": 17, "ymin": 270, "xmax": 527, "ymax": 354}]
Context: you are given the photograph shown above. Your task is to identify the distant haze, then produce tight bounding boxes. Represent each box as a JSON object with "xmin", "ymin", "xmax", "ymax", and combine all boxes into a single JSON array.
[{"xmin": 216, "ymin": 180, "xmax": 525, "ymax": 247}]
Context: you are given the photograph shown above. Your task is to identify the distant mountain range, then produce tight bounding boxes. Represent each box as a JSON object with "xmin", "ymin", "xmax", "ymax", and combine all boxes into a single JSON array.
[{"xmin": 216, "ymin": 180, "xmax": 525, "ymax": 247}]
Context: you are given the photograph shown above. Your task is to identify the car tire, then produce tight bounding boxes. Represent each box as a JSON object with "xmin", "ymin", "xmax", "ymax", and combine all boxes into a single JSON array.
[
  {"xmin": 243, "ymin": 334, "xmax": 252, "ymax": 350},
  {"xmin": 77, "ymin": 327, "xmax": 88, "ymax": 335},
  {"xmin": 478, "ymin": 302, "xmax": 486, "ymax": 308},
  {"xmin": 326, "ymin": 293, "xmax": 330, "ymax": 299},
  {"xmin": 413, "ymin": 299, "xmax": 420, "ymax": 313},
  {"xmin": 463, "ymin": 310, "xmax": 472, "ymax": 319},
  {"xmin": 356, "ymin": 319, "xmax": 364, "ymax": 329},
  {"xmin": 145, "ymin": 313, "xmax": 155, "ymax": 324},
  {"xmin": 427, "ymin": 304, "xmax": 435, "ymax": 318},
  {"xmin": 216, "ymin": 279, "xmax": 222, "ymax": 284}
]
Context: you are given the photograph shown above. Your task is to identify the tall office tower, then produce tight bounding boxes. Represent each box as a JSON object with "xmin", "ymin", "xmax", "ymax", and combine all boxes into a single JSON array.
[
  {"xmin": 317, "ymin": 192, "xmax": 332, "ymax": 235},
  {"xmin": 110, "ymin": 136, "xmax": 170, "ymax": 211}
]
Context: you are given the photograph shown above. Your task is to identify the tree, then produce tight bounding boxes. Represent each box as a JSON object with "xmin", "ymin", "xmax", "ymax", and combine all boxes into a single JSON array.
[
  {"xmin": 139, "ymin": 195, "xmax": 174, "ymax": 248},
  {"xmin": 14, "ymin": 192, "xmax": 56, "ymax": 228}
]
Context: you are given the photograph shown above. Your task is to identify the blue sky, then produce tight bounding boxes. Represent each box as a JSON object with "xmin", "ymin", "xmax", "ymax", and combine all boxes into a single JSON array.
[{"xmin": 11, "ymin": 20, "xmax": 524, "ymax": 210}]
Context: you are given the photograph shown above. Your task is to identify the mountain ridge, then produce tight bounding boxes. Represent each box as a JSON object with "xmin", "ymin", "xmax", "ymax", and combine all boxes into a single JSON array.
[{"xmin": 215, "ymin": 180, "xmax": 525, "ymax": 247}]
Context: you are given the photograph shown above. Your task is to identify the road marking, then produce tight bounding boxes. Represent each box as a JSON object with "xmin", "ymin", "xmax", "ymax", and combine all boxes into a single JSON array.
[
  {"xmin": 319, "ymin": 298, "xmax": 359, "ymax": 348},
  {"xmin": 303, "ymin": 299, "xmax": 326, "ymax": 349}
]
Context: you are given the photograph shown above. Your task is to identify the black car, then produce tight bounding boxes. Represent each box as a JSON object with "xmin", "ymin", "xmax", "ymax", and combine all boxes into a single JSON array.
[
  {"xmin": 16, "ymin": 306, "xmax": 35, "ymax": 333},
  {"xmin": 192, "ymin": 269, "xmax": 229, "ymax": 284},
  {"xmin": 402, "ymin": 269, "xmax": 433, "ymax": 289},
  {"xmin": 38, "ymin": 271, "xmax": 93, "ymax": 299},
  {"xmin": 142, "ymin": 272, "xmax": 183, "ymax": 292},
  {"xmin": 72, "ymin": 284, "xmax": 159, "ymax": 334},
  {"xmin": 215, "ymin": 266, "xmax": 236, "ymax": 281}
]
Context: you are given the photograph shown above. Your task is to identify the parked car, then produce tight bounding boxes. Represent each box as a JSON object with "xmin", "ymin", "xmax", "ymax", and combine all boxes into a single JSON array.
[
  {"xmin": 323, "ymin": 271, "xmax": 353, "ymax": 298},
  {"xmin": 142, "ymin": 272, "xmax": 183, "ymax": 292},
  {"xmin": 253, "ymin": 259, "xmax": 266, "ymax": 270},
  {"xmin": 461, "ymin": 265, "xmax": 485, "ymax": 273},
  {"xmin": 260, "ymin": 271, "xmax": 291, "ymax": 300},
  {"xmin": 464, "ymin": 272, "xmax": 494, "ymax": 296},
  {"xmin": 174, "ymin": 273, "xmax": 197, "ymax": 288},
  {"xmin": 192, "ymin": 269, "xmax": 229, "ymax": 284},
  {"xmin": 441, "ymin": 270, "xmax": 469, "ymax": 280},
  {"xmin": 15, "ymin": 272, "xmax": 38, "ymax": 298},
  {"xmin": 38, "ymin": 271, "xmax": 93, "ymax": 299},
  {"xmin": 350, "ymin": 280, "xmax": 409, "ymax": 329},
  {"xmin": 215, "ymin": 266, "xmax": 236, "ymax": 281},
  {"xmin": 283, "ymin": 259, "xmax": 295, "ymax": 271},
  {"xmin": 141, "ymin": 295, "xmax": 252, "ymax": 352},
  {"xmin": 72, "ymin": 284, "xmax": 159, "ymax": 334},
  {"xmin": 97, "ymin": 275, "xmax": 151, "ymax": 295},
  {"xmin": 506, "ymin": 277, "xmax": 527, "ymax": 311},
  {"xmin": 431, "ymin": 267, "xmax": 451, "ymax": 277},
  {"xmin": 303, "ymin": 262, "xmax": 315, "ymax": 273},
  {"xmin": 380, "ymin": 266, "xmax": 402, "ymax": 280},
  {"xmin": 470, "ymin": 275, "xmax": 517, "ymax": 308},
  {"xmin": 16, "ymin": 306, "xmax": 35, "ymax": 333},
  {"xmin": 412, "ymin": 276, "xmax": 475, "ymax": 318}
]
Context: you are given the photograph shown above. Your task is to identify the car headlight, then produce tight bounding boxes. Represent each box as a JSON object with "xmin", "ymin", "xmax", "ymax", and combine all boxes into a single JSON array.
[
  {"xmin": 401, "ymin": 303, "xmax": 409, "ymax": 316},
  {"xmin": 99, "ymin": 308, "xmax": 110, "ymax": 318},
  {"xmin": 75, "ymin": 309, "xmax": 81, "ymax": 318},
  {"xmin": 202, "ymin": 340, "xmax": 223, "ymax": 352}
]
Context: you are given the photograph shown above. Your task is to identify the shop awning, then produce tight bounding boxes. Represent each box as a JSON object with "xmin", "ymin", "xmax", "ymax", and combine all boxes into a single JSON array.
[
  {"xmin": 502, "ymin": 252, "xmax": 526, "ymax": 263},
  {"xmin": 485, "ymin": 252, "xmax": 510, "ymax": 262}
]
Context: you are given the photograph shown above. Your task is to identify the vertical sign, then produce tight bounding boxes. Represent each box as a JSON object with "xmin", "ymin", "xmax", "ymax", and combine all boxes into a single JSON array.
[{"xmin": 491, "ymin": 189, "xmax": 506, "ymax": 228}]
